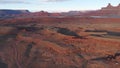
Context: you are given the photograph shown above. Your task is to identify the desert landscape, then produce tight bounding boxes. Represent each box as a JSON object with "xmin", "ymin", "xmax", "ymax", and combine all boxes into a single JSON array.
[{"xmin": 0, "ymin": 3, "xmax": 120, "ymax": 68}]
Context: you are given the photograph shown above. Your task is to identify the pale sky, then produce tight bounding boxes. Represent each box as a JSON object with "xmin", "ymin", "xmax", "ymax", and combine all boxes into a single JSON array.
[{"xmin": 0, "ymin": 0, "xmax": 120, "ymax": 12}]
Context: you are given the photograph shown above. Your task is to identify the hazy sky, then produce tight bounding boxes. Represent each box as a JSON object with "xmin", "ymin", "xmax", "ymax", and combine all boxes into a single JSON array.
[{"xmin": 0, "ymin": 0, "xmax": 120, "ymax": 12}]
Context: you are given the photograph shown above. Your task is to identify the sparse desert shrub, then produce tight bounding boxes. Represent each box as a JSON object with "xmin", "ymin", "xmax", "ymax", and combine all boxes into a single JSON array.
[
  {"xmin": 85, "ymin": 29, "xmax": 107, "ymax": 32},
  {"xmin": 57, "ymin": 28, "xmax": 78, "ymax": 36},
  {"xmin": 16, "ymin": 26, "xmax": 40, "ymax": 32},
  {"xmin": 107, "ymin": 31, "xmax": 120, "ymax": 36}
]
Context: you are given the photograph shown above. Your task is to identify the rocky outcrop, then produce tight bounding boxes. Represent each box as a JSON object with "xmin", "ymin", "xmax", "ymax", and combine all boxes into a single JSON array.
[{"xmin": 83, "ymin": 3, "xmax": 120, "ymax": 16}]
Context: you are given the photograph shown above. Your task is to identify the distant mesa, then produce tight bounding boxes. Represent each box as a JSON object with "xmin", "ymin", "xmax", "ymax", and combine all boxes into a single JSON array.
[
  {"xmin": 0, "ymin": 9, "xmax": 30, "ymax": 19},
  {"xmin": 82, "ymin": 3, "xmax": 120, "ymax": 17},
  {"xmin": 102, "ymin": 3, "xmax": 120, "ymax": 10},
  {"xmin": 100, "ymin": 3, "xmax": 120, "ymax": 16},
  {"xmin": 0, "ymin": 9, "xmax": 30, "ymax": 15},
  {"xmin": 1, "ymin": 3, "xmax": 120, "ymax": 18}
]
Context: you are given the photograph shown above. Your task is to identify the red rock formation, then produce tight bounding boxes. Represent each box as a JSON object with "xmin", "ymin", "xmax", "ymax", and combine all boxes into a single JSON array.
[{"xmin": 100, "ymin": 3, "xmax": 120, "ymax": 16}]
